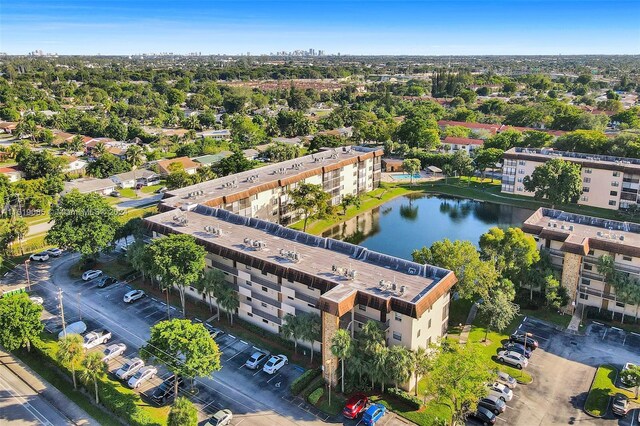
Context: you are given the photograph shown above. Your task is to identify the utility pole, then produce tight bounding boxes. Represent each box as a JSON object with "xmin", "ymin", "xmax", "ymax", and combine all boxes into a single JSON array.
[
  {"xmin": 77, "ymin": 292, "xmax": 82, "ymax": 321},
  {"xmin": 165, "ymin": 289, "xmax": 171, "ymax": 320},
  {"xmin": 24, "ymin": 260, "xmax": 30, "ymax": 290},
  {"xmin": 58, "ymin": 288, "xmax": 66, "ymax": 337}
]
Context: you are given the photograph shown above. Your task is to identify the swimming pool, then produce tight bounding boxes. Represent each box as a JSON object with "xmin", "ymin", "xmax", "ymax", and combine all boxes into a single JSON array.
[{"xmin": 391, "ymin": 173, "xmax": 421, "ymax": 180}]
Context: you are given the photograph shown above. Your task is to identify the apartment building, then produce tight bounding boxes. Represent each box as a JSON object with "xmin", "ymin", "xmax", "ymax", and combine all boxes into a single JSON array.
[
  {"xmin": 502, "ymin": 148, "xmax": 640, "ymax": 210},
  {"xmin": 144, "ymin": 205, "xmax": 456, "ymax": 390},
  {"xmin": 160, "ymin": 146, "xmax": 383, "ymax": 226},
  {"xmin": 522, "ymin": 208, "xmax": 640, "ymax": 318}
]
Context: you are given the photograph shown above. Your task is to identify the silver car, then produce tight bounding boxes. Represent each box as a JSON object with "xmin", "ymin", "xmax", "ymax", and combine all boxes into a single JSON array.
[
  {"xmin": 102, "ymin": 343, "xmax": 127, "ymax": 363},
  {"xmin": 128, "ymin": 366, "xmax": 157, "ymax": 389},
  {"xmin": 497, "ymin": 350, "xmax": 528, "ymax": 369},
  {"xmin": 116, "ymin": 357, "xmax": 144, "ymax": 380}
]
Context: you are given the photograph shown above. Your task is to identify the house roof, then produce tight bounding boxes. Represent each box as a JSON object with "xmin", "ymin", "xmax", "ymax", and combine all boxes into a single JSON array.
[
  {"xmin": 156, "ymin": 157, "xmax": 200, "ymax": 174},
  {"xmin": 111, "ymin": 169, "xmax": 158, "ymax": 181},
  {"xmin": 0, "ymin": 122, "xmax": 18, "ymax": 129},
  {"xmin": 192, "ymin": 152, "xmax": 233, "ymax": 165},
  {"xmin": 272, "ymin": 137, "xmax": 302, "ymax": 145},
  {"xmin": 438, "ymin": 120, "xmax": 566, "ymax": 137},
  {"xmin": 63, "ymin": 178, "xmax": 115, "ymax": 194},
  {"xmin": 0, "ymin": 166, "xmax": 22, "ymax": 174},
  {"xmin": 443, "ymin": 136, "xmax": 484, "ymax": 146}
]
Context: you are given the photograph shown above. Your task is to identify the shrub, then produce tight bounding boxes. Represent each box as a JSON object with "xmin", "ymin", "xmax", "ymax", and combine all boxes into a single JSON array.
[
  {"xmin": 290, "ymin": 368, "xmax": 321, "ymax": 395},
  {"xmin": 308, "ymin": 387, "xmax": 324, "ymax": 405},
  {"xmin": 387, "ymin": 387, "xmax": 422, "ymax": 410},
  {"xmin": 301, "ymin": 375, "xmax": 325, "ymax": 400}
]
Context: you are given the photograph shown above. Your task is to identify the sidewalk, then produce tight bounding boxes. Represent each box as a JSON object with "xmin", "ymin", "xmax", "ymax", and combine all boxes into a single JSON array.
[
  {"xmin": 0, "ymin": 348, "xmax": 100, "ymax": 426},
  {"xmin": 459, "ymin": 302, "xmax": 478, "ymax": 345}
]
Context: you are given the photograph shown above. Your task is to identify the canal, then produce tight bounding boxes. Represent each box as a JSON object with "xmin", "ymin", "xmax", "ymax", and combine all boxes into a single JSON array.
[{"xmin": 322, "ymin": 193, "xmax": 535, "ymax": 260}]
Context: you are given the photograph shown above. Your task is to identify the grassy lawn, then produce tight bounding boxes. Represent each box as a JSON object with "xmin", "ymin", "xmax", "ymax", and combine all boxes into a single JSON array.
[
  {"xmin": 521, "ymin": 308, "xmax": 572, "ymax": 328},
  {"xmin": 584, "ymin": 364, "xmax": 623, "ymax": 417},
  {"xmin": 69, "ymin": 257, "xmax": 135, "ymax": 280},
  {"xmin": 370, "ymin": 394, "xmax": 452, "ymax": 426},
  {"xmin": 448, "ymin": 298, "xmax": 474, "ymax": 336},
  {"xmin": 119, "ymin": 205, "xmax": 158, "ymax": 223},
  {"xmin": 119, "ymin": 188, "xmax": 139, "ymax": 199},
  {"xmin": 141, "ymin": 183, "xmax": 165, "ymax": 194},
  {"xmin": 315, "ymin": 392, "xmax": 345, "ymax": 416}
]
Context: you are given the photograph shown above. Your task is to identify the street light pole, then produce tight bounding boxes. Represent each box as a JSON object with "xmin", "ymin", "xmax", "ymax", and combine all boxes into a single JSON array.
[
  {"xmin": 326, "ymin": 358, "xmax": 332, "ymax": 406},
  {"xmin": 24, "ymin": 260, "xmax": 30, "ymax": 290}
]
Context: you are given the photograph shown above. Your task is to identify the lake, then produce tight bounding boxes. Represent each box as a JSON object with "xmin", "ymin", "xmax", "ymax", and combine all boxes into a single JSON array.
[{"xmin": 322, "ymin": 194, "xmax": 535, "ymax": 260}]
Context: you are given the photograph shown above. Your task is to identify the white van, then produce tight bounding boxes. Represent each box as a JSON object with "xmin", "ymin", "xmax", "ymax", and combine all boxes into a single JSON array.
[{"xmin": 58, "ymin": 321, "xmax": 87, "ymax": 340}]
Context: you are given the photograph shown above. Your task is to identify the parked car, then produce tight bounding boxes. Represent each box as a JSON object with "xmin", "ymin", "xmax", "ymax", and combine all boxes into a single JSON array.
[
  {"xmin": 135, "ymin": 183, "xmax": 144, "ymax": 190},
  {"xmin": 612, "ymin": 393, "xmax": 630, "ymax": 416},
  {"xmin": 503, "ymin": 342, "xmax": 532, "ymax": 359},
  {"xmin": 128, "ymin": 366, "xmax": 158, "ymax": 389},
  {"xmin": 151, "ymin": 374, "xmax": 185, "ymax": 404},
  {"xmin": 205, "ymin": 409, "xmax": 233, "ymax": 426},
  {"xmin": 496, "ymin": 371, "xmax": 517, "ymax": 389},
  {"xmin": 343, "ymin": 393, "xmax": 368, "ymax": 419},
  {"xmin": 621, "ymin": 362, "xmax": 638, "ymax": 387},
  {"xmin": 263, "ymin": 355, "xmax": 288, "ymax": 374},
  {"xmin": 497, "ymin": 350, "xmax": 528, "ymax": 369},
  {"xmin": 468, "ymin": 406, "xmax": 497, "ymax": 425},
  {"xmin": 97, "ymin": 276, "xmax": 118, "ymax": 288},
  {"xmin": 102, "ymin": 343, "xmax": 127, "ymax": 363},
  {"xmin": 155, "ymin": 186, "xmax": 168, "ymax": 194},
  {"xmin": 509, "ymin": 332, "xmax": 539, "ymax": 350},
  {"xmin": 478, "ymin": 394, "xmax": 506, "ymax": 415},
  {"xmin": 29, "ymin": 252, "xmax": 49, "ymax": 262},
  {"xmin": 115, "ymin": 357, "xmax": 144, "ymax": 380},
  {"xmin": 29, "ymin": 296, "xmax": 44, "ymax": 305},
  {"xmin": 206, "ymin": 326, "xmax": 224, "ymax": 339},
  {"xmin": 58, "ymin": 321, "xmax": 87, "ymax": 340},
  {"xmin": 82, "ymin": 329, "xmax": 112, "ymax": 349},
  {"xmin": 487, "ymin": 382, "xmax": 513, "ymax": 402},
  {"xmin": 45, "ymin": 248, "xmax": 63, "ymax": 257},
  {"xmin": 110, "ymin": 190, "xmax": 121, "ymax": 197},
  {"xmin": 123, "ymin": 289, "xmax": 145, "ymax": 303},
  {"xmin": 244, "ymin": 351, "xmax": 269, "ymax": 370},
  {"xmin": 362, "ymin": 403, "xmax": 386, "ymax": 426},
  {"xmin": 82, "ymin": 270, "xmax": 103, "ymax": 281}
]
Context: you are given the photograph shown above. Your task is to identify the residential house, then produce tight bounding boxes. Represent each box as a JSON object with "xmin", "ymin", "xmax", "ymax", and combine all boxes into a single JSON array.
[
  {"xmin": 156, "ymin": 157, "xmax": 200, "ymax": 176},
  {"xmin": 110, "ymin": 169, "xmax": 160, "ymax": 189},
  {"xmin": 0, "ymin": 166, "xmax": 23, "ymax": 182},
  {"xmin": 196, "ymin": 129, "xmax": 231, "ymax": 140},
  {"xmin": 441, "ymin": 136, "xmax": 484, "ymax": 154},
  {"xmin": 62, "ymin": 156, "xmax": 87, "ymax": 174},
  {"xmin": 0, "ymin": 122, "xmax": 18, "ymax": 134},
  {"xmin": 63, "ymin": 177, "xmax": 116, "ymax": 196},
  {"xmin": 192, "ymin": 152, "xmax": 233, "ymax": 167}
]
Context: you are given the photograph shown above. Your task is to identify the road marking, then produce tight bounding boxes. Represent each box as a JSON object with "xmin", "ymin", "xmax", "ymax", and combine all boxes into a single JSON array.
[
  {"xmin": 603, "ymin": 329, "xmax": 608, "ymax": 340},
  {"xmin": 227, "ymin": 334, "xmax": 235, "ymax": 339},
  {"xmin": 237, "ymin": 364, "xmax": 246, "ymax": 370},
  {"xmin": 495, "ymin": 416, "xmax": 507, "ymax": 422},
  {"xmin": 612, "ymin": 327, "xmax": 623, "ymax": 331},
  {"xmin": 235, "ymin": 419, "xmax": 245, "ymax": 426},
  {"xmin": 0, "ymin": 374, "xmax": 55, "ymax": 426},
  {"xmin": 275, "ymin": 382, "xmax": 281, "ymax": 388},
  {"xmin": 267, "ymin": 373, "xmax": 281, "ymax": 383},
  {"xmin": 252, "ymin": 368, "xmax": 262, "ymax": 376},
  {"xmin": 144, "ymin": 311, "xmax": 159, "ymax": 319},
  {"xmin": 226, "ymin": 347, "xmax": 249, "ymax": 362}
]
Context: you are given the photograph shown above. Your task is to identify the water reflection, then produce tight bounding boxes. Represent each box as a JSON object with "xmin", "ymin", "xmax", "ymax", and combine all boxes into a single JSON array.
[{"xmin": 323, "ymin": 194, "xmax": 534, "ymax": 260}]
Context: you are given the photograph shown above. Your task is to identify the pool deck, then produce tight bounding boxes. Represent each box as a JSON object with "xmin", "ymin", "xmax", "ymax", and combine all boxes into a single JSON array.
[{"xmin": 382, "ymin": 171, "xmax": 438, "ymax": 183}]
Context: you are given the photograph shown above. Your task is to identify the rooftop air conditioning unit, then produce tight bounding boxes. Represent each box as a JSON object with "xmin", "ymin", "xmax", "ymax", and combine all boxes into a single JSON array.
[
  {"xmin": 620, "ymin": 235, "xmax": 625, "ymax": 241},
  {"xmin": 399, "ymin": 285, "xmax": 406, "ymax": 295}
]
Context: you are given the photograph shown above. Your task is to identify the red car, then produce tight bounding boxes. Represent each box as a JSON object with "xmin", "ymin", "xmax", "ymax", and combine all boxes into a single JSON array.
[{"xmin": 343, "ymin": 393, "xmax": 368, "ymax": 419}]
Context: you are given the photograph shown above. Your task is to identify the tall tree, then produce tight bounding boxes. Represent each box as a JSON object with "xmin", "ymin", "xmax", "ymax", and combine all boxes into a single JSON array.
[
  {"xmin": 330, "ymin": 329, "xmax": 353, "ymax": 394},
  {"xmin": 146, "ymin": 234, "xmax": 206, "ymax": 317},
  {"xmin": 167, "ymin": 396, "xmax": 198, "ymax": 426},
  {"xmin": 47, "ymin": 191, "xmax": 120, "ymax": 260},
  {"xmin": 281, "ymin": 313, "xmax": 305, "ymax": 355},
  {"xmin": 0, "ymin": 293, "xmax": 43, "ymax": 352},
  {"xmin": 523, "ymin": 158, "xmax": 582, "ymax": 208},
  {"xmin": 339, "ymin": 194, "xmax": 361, "ymax": 216},
  {"xmin": 369, "ymin": 342, "xmax": 389, "ymax": 391},
  {"xmin": 194, "ymin": 268, "xmax": 226, "ymax": 315},
  {"xmin": 473, "ymin": 148, "xmax": 503, "ymax": 182},
  {"xmin": 411, "ymin": 346, "xmax": 434, "ymax": 397},
  {"xmin": 402, "ymin": 158, "xmax": 421, "ymax": 184},
  {"xmin": 288, "ymin": 183, "xmax": 330, "ymax": 232},
  {"xmin": 216, "ymin": 284, "xmax": 239, "ymax": 325},
  {"xmin": 387, "ymin": 345, "xmax": 412, "ymax": 389},
  {"xmin": 80, "ymin": 351, "xmax": 106, "ymax": 404},
  {"xmin": 141, "ymin": 319, "xmax": 221, "ymax": 400},
  {"xmin": 301, "ymin": 313, "xmax": 321, "ymax": 363},
  {"xmin": 125, "ymin": 144, "xmax": 145, "ymax": 193},
  {"xmin": 478, "ymin": 290, "xmax": 520, "ymax": 341},
  {"xmin": 479, "ymin": 227, "xmax": 540, "ymax": 287},
  {"xmin": 57, "ymin": 334, "xmax": 85, "ymax": 389}
]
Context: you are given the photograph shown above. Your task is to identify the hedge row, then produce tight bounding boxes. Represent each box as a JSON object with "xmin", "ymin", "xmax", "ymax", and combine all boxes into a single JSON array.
[
  {"xmin": 386, "ymin": 387, "xmax": 422, "ymax": 410},
  {"xmin": 290, "ymin": 368, "xmax": 322, "ymax": 395},
  {"xmin": 308, "ymin": 387, "xmax": 324, "ymax": 405}
]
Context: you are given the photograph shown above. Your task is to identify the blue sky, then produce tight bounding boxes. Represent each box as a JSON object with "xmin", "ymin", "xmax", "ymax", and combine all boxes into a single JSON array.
[{"xmin": 1, "ymin": 0, "xmax": 639, "ymax": 55}]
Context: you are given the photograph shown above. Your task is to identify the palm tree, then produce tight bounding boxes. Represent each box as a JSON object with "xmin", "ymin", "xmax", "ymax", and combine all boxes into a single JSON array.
[
  {"xmin": 125, "ymin": 144, "xmax": 145, "ymax": 192},
  {"xmin": 349, "ymin": 353, "xmax": 367, "ymax": 384},
  {"xmin": 359, "ymin": 321, "xmax": 385, "ymax": 354},
  {"xmin": 216, "ymin": 285, "xmax": 239, "ymax": 325},
  {"xmin": 195, "ymin": 268, "xmax": 226, "ymax": 315},
  {"xmin": 387, "ymin": 345, "xmax": 412, "ymax": 390},
  {"xmin": 411, "ymin": 346, "xmax": 434, "ymax": 397},
  {"xmin": 281, "ymin": 314, "xmax": 304, "ymax": 355},
  {"xmin": 67, "ymin": 135, "xmax": 84, "ymax": 154},
  {"xmin": 370, "ymin": 343, "xmax": 389, "ymax": 392},
  {"xmin": 330, "ymin": 329, "xmax": 353, "ymax": 394},
  {"xmin": 80, "ymin": 352, "xmax": 106, "ymax": 404},
  {"xmin": 57, "ymin": 334, "xmax": 84, "ymax": 389},
  {"xmin": 9, "ymin": 213, "xmax": 28, "ymax": 255},
  {"xmin": 93, "ymin": 141, "xmax": 107, "ymax": 157},
  {"xmin": 301, "ymin": 313, "xmax": 321, "ymax": 363}
]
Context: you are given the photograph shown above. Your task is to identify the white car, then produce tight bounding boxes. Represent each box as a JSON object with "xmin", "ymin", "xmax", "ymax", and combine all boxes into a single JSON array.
[
  {"xmin": 29, "ymin": 296, "xmax": 44, "ymax": 305},
  {"xmin": 58, "ymin": 321, "xmax": 87, "ymax": 340},
  {"xmin": 29, "ymin": 252, "xmax": 49, "ymax": 262},
  {"xmin": 205, "ymin": 409, "xmax": 233, "ymax": 426},
  {"xmin": 102, "ymin": 343, "xmax": 126, "ymax": 363},
  {"xmin": 497, "ymin": 350, "xmax": 528, "ymax": 369},
  {"xmin": 123, "ymin": 289, "xmax": 145, "ymax": 303},
  {"xmin": 262, "ymin": 355, "xmax": 288, "ymax": 374},
  {"xmin": 127, "ymin": 365, "xmax": 157, "ymax": 389},
  {"xmin": 45, "ymin": 248, "xmax": 63, "ymax": 257},
  {"xmin": 487, "ymin": 382, "xmax": 514, "ymax": 402},
  {"xmin": 497, "ymin": 371, "xmax": 517, "ymax": 389},
  {"xmin": 116, "ymin": 357, "xmax": 144, "ymax": 380},
  {"xmin": 82, "ymin": 329, "xmax": 112, "ymax": 349},
  {"xmin": 82, "ymin": 270, "xmax": 103, "ymax": 281}
]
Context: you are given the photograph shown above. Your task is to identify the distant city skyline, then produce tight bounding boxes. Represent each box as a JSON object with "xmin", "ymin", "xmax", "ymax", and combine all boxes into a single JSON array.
[{"xmin": 1, "ymin": 0, "xmax": 639, "ymax": 56}]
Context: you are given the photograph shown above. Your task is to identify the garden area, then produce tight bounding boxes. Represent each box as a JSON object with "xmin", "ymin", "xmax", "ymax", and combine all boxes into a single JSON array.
[{"xmin": 584, "ymin": 364, "xmax": 639, "ymax": 417}]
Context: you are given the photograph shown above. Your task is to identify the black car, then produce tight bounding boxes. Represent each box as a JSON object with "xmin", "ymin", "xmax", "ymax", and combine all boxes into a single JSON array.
[
  {"xmin": 509, "ymin": 332, "xmax": 539, "ymax": 350},
  {"xmin": 468, "ymin": 406, "xmax": 497, "ymax": 425},
  {"xmin": 503, "ymin": 342, "xmax": 532, "ymax": 359},
  {"xmin": 97, "ymin": 276, "xmax": 118, "ymax": 288},
  {"xmin": 150, "ymin": 375, "xmax": 185, "ymax": 404},
  {"xmin": 478, "ymin": 395, "xmax": 506, "ymax": 415}
]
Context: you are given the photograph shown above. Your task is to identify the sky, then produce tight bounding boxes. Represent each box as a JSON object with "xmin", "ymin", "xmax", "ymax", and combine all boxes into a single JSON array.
[{"xmin": 1, "ymin": 0, "xmax": 639, "ymax": 56}]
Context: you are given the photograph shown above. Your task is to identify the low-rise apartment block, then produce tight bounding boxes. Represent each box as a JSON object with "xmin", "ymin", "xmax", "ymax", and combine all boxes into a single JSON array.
[
  {"xmin": 522, "ymin": 208, "xmax": 640, "ymax": 318},
  {"xmin": 502, "ymin": 148, "xmax": 640, "ymax": 210},
  {"xmin": 144, "ymin": 205, "xmax": 456, "ymax": 390},
  {"xmin": 160, "ymin": 146, "xmax": 383, "ymax": 226}
]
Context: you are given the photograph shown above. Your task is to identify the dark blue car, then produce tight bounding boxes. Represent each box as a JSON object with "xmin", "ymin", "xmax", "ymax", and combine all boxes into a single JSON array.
[{"xmin": 362, "ymin": 403, "xmax": 386, "ymax": 426}]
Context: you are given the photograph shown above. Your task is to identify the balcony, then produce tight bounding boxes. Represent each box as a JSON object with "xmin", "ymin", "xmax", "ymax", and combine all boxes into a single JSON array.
[
  {"xmin": 251, "ymin": 290, "xmax": 281, "ymax": 309},
  {"xmin": 294, "ymin": 290, "xmax": 318, "ymax": 306},
  {"xmin": 353, "ymin": 312, "xmax": 390, "ymax": 331},
  {"xmin": 252, "ymin": 307, "xmax": 282, "ymax": 325},
  {"xmin": 249, "ymin": 274, "xmax": 280, "ymax": 291},
  {"xmin": 209, "ymin": 260, "xmax": 237, "ymax": 276}
]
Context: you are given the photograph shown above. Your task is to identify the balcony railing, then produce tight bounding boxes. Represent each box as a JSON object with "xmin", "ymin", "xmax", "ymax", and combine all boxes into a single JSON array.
[
  {"xmin": 251, "ymin": 290, "xmax": 281, "ymax": 309},
  {"xmin": 252, "ymin": 307, "xmax": 282, "ymax": 325}
]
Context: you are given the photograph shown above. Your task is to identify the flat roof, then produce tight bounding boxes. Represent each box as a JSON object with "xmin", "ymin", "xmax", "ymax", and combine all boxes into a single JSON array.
[
  {"xmin": 144, "ymin": 205, "xmax": 456, "ymax": 318},
  {"xmin": 161, "ymin": 146, "xmax": 383, "ymax": 210},
  {"xmin": 523, "ymin": 208, "xmax": 640, "ymax": 258},
  {"xmin": 505, "ymin": 147, "xmax": 640, "ymax": 172}
]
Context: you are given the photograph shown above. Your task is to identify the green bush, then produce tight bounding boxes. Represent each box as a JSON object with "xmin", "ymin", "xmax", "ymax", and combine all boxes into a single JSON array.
[
  {"xmin": 308, "ymin": 387, "xmax": 324, "ymax": 405},
  {"xmin": 301, "ymin": 375, "xmax": 325, "ymax": 400},
  {"xmin": 290, "ymin": 368, "xmax": 321, "ymax": 395},
  {"xmin": 386, "ymin": 387, "xmax": 422, "ymax": 410}
]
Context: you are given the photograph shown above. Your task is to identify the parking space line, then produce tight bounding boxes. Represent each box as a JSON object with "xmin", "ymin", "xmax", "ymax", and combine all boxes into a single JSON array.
[
  {"xmin": 252, "ymin": 369, "xmax": 262, "ymax": 376},
  {"xmin": 226, "ymin": 347, "xmax": 249, "ymax": 362},
  {"xmin": 267, "ymin": 373, "xmax": 281, "ymax": 384},
  {"xmin": 495, "ymin": 416, "xmax": 507, "ymax": 422},
  {"xmin": 234, "ymin": 419, "xmax": 245, "ymax": 426},
  {"xmin": 144, "ymin": 310, "xmax": 159, "ymax": 319},
  {"xmin": 237, "ymin": 364, "xmax": 246, "ymax": 370},
  {"xmin": 603, "ymin": 329, "xmax": 608, "ymax": 339}
]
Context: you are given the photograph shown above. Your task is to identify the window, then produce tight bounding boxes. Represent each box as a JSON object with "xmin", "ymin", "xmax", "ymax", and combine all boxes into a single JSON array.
[
  {"xmin": 245, "ymin": 265, "xmax": 251, "ymax": 271},
  {"xmin": 609, "ymin": 200, "xmax": 617, "ymax": 206},
  {"xmin": 261, "ymin": 302, "xmax": 267, "ymax": 308},
  {"xmin": 517, "ymin": 187, "xmax": 524, "ymax": 192},
  {"xmin": 518, "ymin": 169, "xmax": 525, "ymax": 174},
  {"xmin": 616, "ymin": 301, "xmax": 625, "ymax": 308},
  {"xmin": 623, "ymin": 256, "xmax": 633, "ymax": 261},
  {"xmin": 287, "ymin": 296, "xmax": 294, "ymax": 300},
  {"xmin": 579, "ymin": 293, "xmax": 588, "ymax": 300},
  {"xmin": 610, "ymin": 191, "xmax": 618, "ymax": 196},
  {"xmin": 613, "ymin": 171, "xmax": 620, "ymax": 177},
  {"xmin": 246, "ymin": 280, "xmax": 252, "ymax": 286},
  {"xmin": 581, "ymin": 278, "xmax": 590, "ymax": 286},
  {"xmin": 581, "ymin": 196, "xmax": 589, "ymax": 202},
  {"xmin": 288, "ymin": 277, "xmax": 294, "ymax": 283},
  {"xmin": 518, "ymin": 160, "xmax": 526, "ymax": 166},
  {"xmin": 392, "ymin": 332, "xmax": 402, "ymax": 341},
  {"xmin": 246, "ymin": 297, "xmax": 252, "ymax": 302},
  {"xmin": 262, "ymin": 286, "xmax": 268, "ymax": 292},
  {"xmin": 247, "ymin": 312, "xmax": 253, "ymax": 317},
  {"xmin": 262, "ymin": 319, "xmax": 269, "ymax": 324},
  {"xmin": 395, "ymin": 312, "xmax": 402, "ymax": 322},
  {"xmin": 588, "ymin": 249, "xmax": 595, "ymax": 255},
  {"xmin": 358, "ymin": 304, "xmax": 366, "ymax": 311},
  {"xmin": 583, "ymin": 177, "xmax": 591, "ymax": 183},
  {"xmin": 612, "ymin": 181, "xmax": 620, "ymax": 187},
  {"xmin": 583, "ymin": 187, "xmax": 590, "ymax": 192},
  {"xmin": 583, "ymin": 264, "xmax": 593, "ymax": 271},
  {"xmin": 428, "ymin": 319, "xmax": 432, "ymax": 329},
  {"xmin": 262, "ymin": 270, "xmax": 268, "ymax": 276},
  {"xmin": 584, "ymin": 168, "xmax": 592, "ymax": 174},
  {"xmin": 517, "ymin": 177, "xmax": 523, "ymax": 183},
  {"xmin": 307, "ymin": 303, "xmax": 315, "ymax": 308}
]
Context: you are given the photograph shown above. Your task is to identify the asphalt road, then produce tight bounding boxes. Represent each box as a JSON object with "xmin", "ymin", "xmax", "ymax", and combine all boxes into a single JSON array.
[{"xmin": 0, "ymin": 353, "xmax": 73, "ymax": 426}]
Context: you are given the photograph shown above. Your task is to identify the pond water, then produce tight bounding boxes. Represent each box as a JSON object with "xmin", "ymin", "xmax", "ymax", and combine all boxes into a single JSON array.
[{"xmin": 322, "ymin": 193, "xmax": 535, "ymax": 260}]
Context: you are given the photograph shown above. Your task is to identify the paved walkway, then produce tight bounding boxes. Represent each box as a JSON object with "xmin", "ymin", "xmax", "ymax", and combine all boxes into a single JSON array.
[
  {"xmin": 567, "ymin": 308, "xmax": 582, "ymax": 333},
  {"xmin": 459, "ymin": 302, "xmax": 478, "ymax": 345}
]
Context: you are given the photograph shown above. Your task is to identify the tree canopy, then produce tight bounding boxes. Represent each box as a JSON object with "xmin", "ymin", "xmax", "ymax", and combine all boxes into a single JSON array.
[{"xmin": 523, "ymin": 158, "xmax": 582, "ymax": 207}]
